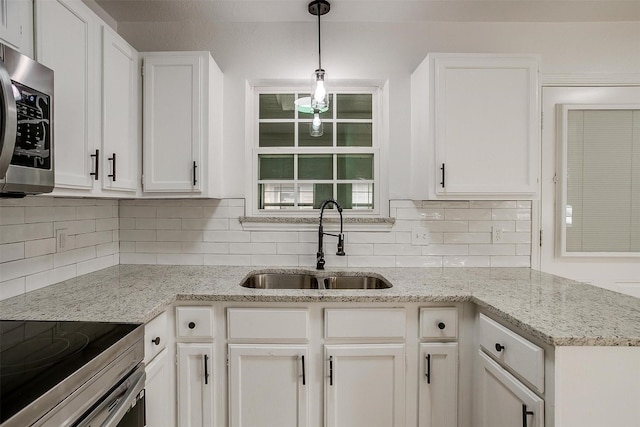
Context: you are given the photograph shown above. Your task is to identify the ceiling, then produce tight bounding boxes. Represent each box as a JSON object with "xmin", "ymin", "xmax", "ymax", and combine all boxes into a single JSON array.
[{"xmin": 95, "ymin": 0, "xmax": 640, "ymax": 24}]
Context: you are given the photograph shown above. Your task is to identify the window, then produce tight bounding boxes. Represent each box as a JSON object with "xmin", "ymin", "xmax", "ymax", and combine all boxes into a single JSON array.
[
  {"xmin": 558, "ymin": 105, "xmax": 640, "ymax": 256},
  {"xmin": 253, "ymin": 89, "xmax": 379, "ymax": 213}
]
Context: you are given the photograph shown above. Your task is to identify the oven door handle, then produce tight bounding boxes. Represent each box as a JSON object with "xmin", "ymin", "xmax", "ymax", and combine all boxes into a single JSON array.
[
  {"xmin": 75, "ymin": 365, "xmax": 146, "ymax": 427},
  {"xmin": 0, "ymin": 55, "xmax": 17, "ymax": 180}
]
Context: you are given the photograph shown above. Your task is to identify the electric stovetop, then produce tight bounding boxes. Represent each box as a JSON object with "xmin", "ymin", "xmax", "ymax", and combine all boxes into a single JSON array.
[{"xmin": 0, "ymin": 320, "xmax": 140, "ymax": 425}]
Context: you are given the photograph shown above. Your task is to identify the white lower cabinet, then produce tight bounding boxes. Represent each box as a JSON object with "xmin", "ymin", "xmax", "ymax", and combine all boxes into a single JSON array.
[
  {"xmin": 324, "ymin": 344, "xmax": 406, "ymax": 427},
  {"xmin": 177, "ymin": 343, "xmax": 215, "ymax": 427},
  {"xmin": 477, "ymin": 351, "xmax": 543, "ymax": 427},
  {"xmin": 418, "ymin": 343, "xmax": 458, "ymax": 427},
  {"xmin": 145, "ymin": 348, "xmax": 171, "ymax": 427},
  {"xmin": 228, "ymin": 344, "xmax": 310, "ymax": 427}
]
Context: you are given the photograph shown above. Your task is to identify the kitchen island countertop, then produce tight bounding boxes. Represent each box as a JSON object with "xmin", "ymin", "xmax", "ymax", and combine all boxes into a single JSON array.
[{"xmin": 0, "ymin": 265, "xmax": 638, "ymax": 347}]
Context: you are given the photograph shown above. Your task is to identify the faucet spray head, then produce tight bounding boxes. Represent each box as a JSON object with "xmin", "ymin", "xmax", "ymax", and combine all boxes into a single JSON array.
[{"xmin": 336, "ymin": 233, "xmax": 345, "ymax": 256}]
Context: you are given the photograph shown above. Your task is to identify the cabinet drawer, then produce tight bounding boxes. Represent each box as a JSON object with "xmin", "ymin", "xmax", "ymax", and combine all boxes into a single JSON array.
[
  {"xmin": 227, "ymin": 308, "xmax": 309, "ymax": 341},
  {"xmin": 478, "ymin": 313, "xmax": 544, "ymax": 392},
  {"xmin": 325, "ymin": 308, "xmax": 406, "ymax": 340},
  {"xmin": 420, "ymin": 307, "xmax": 458, "ymax": 339},
  {"xmin": 176, "ymin": 306, "xmax": 214, "ymax": 340},
  {"xmin": 144, "ymin": 311, "xmax": 168, "ymax": 363}
]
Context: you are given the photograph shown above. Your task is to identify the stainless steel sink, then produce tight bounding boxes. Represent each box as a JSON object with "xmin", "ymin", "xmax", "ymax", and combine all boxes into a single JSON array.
[
  {"xmin": 322, "ymin": 275, "xmax": 392, "ymax": 289},
  {"xmin": 240, "ymin": 272, "xmax": 392, "ymax": 290},
  {"xmin": 240, "ymin": 273, "xmax": 319, "ymax": 289}
]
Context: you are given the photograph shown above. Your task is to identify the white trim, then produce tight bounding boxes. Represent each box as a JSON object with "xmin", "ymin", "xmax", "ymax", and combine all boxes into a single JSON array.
[{"xmin": 541, "ymin": 73, "xmax": 640, "ymax": 87}]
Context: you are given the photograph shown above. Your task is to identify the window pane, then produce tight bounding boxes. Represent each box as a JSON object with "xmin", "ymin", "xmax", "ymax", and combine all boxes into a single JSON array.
[
  {"xmin": 259, "ymin": 123, "xmax": 294, "ymax": 147},
  {"xmin": 297, "ymin": 94, "xmax": 333, "ymax": 119},
  {"xmin": 259, "ymin": 183, "xmax": 296, "ymax": 209},
  {"xmin": 337, "ymin": 123, "xmax": 372, "ymax": 147},
  {"xmin": 299, "ymin": 154, "xmax": 333, "ymax": 180},
  {"xmin": 260, "ymin": 94, "xmax": 295, "ymax": 119},
  {"xmin": 259, "ymin": 154, "xmax": 294, "ymax": 180},
  {"xmin": 337, "ymin": 154, "xmax": 373, "ymax": 180},
  {"xmin": 298, "ymin": 122, "xmax": 333, "ymax": 147},
  {"xmin": 299, "ymin": 183, "xmax": 333, "ymax": 209},
  {"xmin": 337, "ymin": 183, "xmax": 374, "ymax": 209},
  {"xmin": 337, "ymin": 94, "xmax": 372, "ymax": 119},
  {"xmin": 564, "ymin": 109, "xmax": 640, "ymax": 253}
]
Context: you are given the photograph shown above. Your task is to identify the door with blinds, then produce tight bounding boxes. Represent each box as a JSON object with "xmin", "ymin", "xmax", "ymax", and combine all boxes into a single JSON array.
[{"xmin": 539, "ymin": 86, "xmax": 640, "ymax": 296}]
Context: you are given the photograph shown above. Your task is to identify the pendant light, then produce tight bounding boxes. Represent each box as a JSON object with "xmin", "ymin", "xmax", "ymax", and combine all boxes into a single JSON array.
[{"xmin": 309, "ymin": 0, "xmax": 330, "ymax": 136}]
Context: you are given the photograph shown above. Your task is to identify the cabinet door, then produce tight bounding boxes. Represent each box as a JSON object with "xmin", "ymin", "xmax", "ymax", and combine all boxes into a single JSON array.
[
  {"xmin": 142, "ymin": 54, "xmax": 202, "ymax": 193},
  {"xmin": 35, "ymin": 0, "xmax": 99, "ymax": 190},
  {"xmin": 433, "ymin": 55, "xmax": 539, "ymax": 197},
  {"xmin": 325, "ymin": 344, "xmax": 405, "ymax": 427},
  {"xmin": 477, "ymin": 350, "xmax": 543, "ymax": 427},
  {"xmin": 0, "ymin": 0, "xmax": 21, "ymax": 49},
  {"xmin": 228, "ymin": 344, "xmax": 309, "ymax": 427},
  {"xmin": 177, "ymin": 343, "xmax": 214, "ymax": 427},
  {"xmin": 418, "ymin": 343, "xmax": 457, "ymax": 427},
  {"xmin": 145, "ymin": 348, "xmax": 174, "ymax": 427},
  {"xmin": 101, "ymin": 26, "xmax": 138, "ymax": 193}
]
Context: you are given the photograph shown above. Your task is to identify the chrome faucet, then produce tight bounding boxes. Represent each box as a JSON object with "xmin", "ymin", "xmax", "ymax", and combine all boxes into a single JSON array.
[{"xmin": 317, "ymin": 199, "xmax": 346, "ymax": 270}]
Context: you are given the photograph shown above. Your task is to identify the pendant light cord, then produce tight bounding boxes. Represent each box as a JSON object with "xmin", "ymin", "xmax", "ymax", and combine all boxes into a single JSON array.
[{"xmin": 317, "ymin": 3, "xmax": 322, "ymax": 71}]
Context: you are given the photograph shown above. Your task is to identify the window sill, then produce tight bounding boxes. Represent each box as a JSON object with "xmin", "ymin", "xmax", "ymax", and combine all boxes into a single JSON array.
[{"xmin": 239, "ymin": 216, "xmax": 395, "ymax": 232}]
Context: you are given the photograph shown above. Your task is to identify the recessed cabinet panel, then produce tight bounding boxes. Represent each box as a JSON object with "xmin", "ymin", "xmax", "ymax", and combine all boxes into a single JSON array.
[
  {"xmin": 177, "ymin": 343, "xmax": 214, "ymax": 427},
  {"xmin": 477, "ymin": 350, "xmax": 544, "ymax": 427},
  {"xmin": 145, "ymin": 348, "xmax": 172, "ymax": 427},
  {"xmin": 36, "ymin": 0, "xmax": 99, "ymax": 190},
  {"xmin": 411, "ymin": 54, "xmax": 539, "ymax": 199},
  {"xmin": 419, "ymin": 343, "xmax": 458, "ymax": 427},
  {"xmin": 420, "ymin": 307, "xmax": 458, "ymax": 339},
  {"xmin": 227, "ymin": 308, "xmax": 309, "ymax": 341},
  {"xmin": 325, "ymin": 308, "xmax": 406, "ymax": 340},
  {"xmin": 176, "ymin": 306, "xmax": 214, "ymax": 340},
  {"xmin": 144, "ymin": 311, "xmax": 167, "ymax": 363}
]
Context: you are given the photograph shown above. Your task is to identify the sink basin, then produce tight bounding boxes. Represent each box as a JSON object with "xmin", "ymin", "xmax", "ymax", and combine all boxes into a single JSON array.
[
  {"xmin": 240, "ymin": 272, "xmax": 392, "ymax": 290},
  {"xmin": 240, "ymin": 273, "xmax": 319, "ymax": 289},
  {"xmin": 322, "ymin": 275, "xmax": 392, "ymax": 289}
]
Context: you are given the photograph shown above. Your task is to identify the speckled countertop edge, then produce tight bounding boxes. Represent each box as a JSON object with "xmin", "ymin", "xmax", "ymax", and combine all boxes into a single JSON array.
[{"xmin": 1, "ymin": 265, "xmax": 638, "ymax": 347}]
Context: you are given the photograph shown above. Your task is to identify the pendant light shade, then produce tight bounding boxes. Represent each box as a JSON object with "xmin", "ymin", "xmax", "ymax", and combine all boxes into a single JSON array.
[{"xmin": 307, "ymin": 0, "xmax": 330, "ymax": 136}]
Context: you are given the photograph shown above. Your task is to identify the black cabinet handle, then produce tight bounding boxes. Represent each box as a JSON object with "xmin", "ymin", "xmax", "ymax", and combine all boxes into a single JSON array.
[
  {"xmin": 188, "ymin": 322, "xmax": 196, "ymax": 329},
  {"xmin": 151, "ymin": 337, "xmax": 160, "ymax": 345},
  {"xmin": 193, "ymin": 161, "xmax": 197, "ymax": 186},
  {"xmin": 495, "ymin": 343, "xmax": 505, "ymax": 352},
  {"xmin": 108, "ymin": 153, "xmax": 116, "ymax": 181},
  {"xmin": 440, "ymin": 163, "xmax": 445, "ymax": 188},
  {"xmin": 437, "ymin": 322, "xmax": 446, "ymax": 330},
  {"xmin": 204, "ymin": 354, "xmax": 209, "ymax": 385},
  {"xmin": 425, "ymin": 354, "xmax": 432, "ymax": 384},
  {"xmin": 522, "ymin": 404, "xmax": 534, "ymax": 427},
  {"xmin": 301, "ymin": 355, "xmax": 306, "ymax": 385},
  {"xmin": 329, "ymin": 355, "xmax": 333, "ymax": 386},
  {"xmin": 90, "ymin": 149, "xmax": 99, "ymax": 180}
]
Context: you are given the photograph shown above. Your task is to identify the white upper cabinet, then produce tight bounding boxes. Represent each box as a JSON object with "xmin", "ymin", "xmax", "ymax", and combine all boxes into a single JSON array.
[
  {"xmin": 101, "ymin": 25, "xmax": 139, "ymax": 193},
  {"xmin": 0, "ymin": 0, "xmax": 33, "ymax": 56},
  {"xmin": 36, "ymin": 0, "xmax": 100, "ymax": 191},
  {"xmin": 141, "ymin": 51, "xmax": 223, "ymax": 197},
  {"xmin": 35, "ymin": 0, "xmax": 140, "ymax": 197},
  {"xmin": 411, "ymin": 53, "xmax": 540, "ymax": 200}
]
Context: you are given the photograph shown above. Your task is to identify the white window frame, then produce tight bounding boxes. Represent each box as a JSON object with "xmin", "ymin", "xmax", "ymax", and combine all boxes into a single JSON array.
[
  {"xmin": 245, "ymin": 82, "xmax": 388, "ymax": 218},
  {"xmin": 556, "ymin": 103, "xmax": 640, "ymax": 257}
]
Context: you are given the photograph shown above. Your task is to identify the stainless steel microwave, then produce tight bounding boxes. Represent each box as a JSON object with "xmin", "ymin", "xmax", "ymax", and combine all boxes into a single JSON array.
[{"xmin": 0, "ymin": 43, "xmax": 54, "ymax": 197}]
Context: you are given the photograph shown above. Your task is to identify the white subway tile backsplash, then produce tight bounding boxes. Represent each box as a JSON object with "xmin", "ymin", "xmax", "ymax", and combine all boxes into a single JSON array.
[
  {"xmin": 182, "ymin": 242, "xmax": 229, "ymax": 254},
  {"xmin": 120, "ymin": 253, "xmax": 158, "ymax": 264},
  {"xmin": 54, "ymin": 220, "xmax": 95, "ymax": 235},
  {"xmin": 76, "ymin": 231, "xmax": 113, "ymax": 248},
  {"xmin": 26, "ymin": 267, "xmax": 75, "ymax": 293},
  {"xmin": 516, "ymin": 221, "xmax": 532, "ymax": 232},
  {"xmin": 422, "ymin": 220, "xmax": 468, "ymax": 233},
  {"xmin": 77, "ymin": 255, "xmax": 116, "ymax": 276},
  {"xmin": 422, "ymin": 245, "xmax": 469, "ymax": 256},
  {"xmin": 203, "ymin": 254, "xmax": 251, "ymax": 266},
  {"xmin": 54, "ymin": 247, "xmax": 96, "ymax": 268},
  {"xmin": 136, "ymin": 242, "xmax": 182, "ymax": 253},
  {"xmin": 157, "ymin": 206, "xmax": 203, "ymax": 218},
  {"xmin": 24, "ymin": 238, "xmax": 56, "ymax": 258},
  {"xmin": 0, "ymin": 242, "xmax": 24, "ymax": 263},
  {"xmin": 0, "ymin": 254, "xmax": 53, "ymax": 282},
  {"xmin": 120, "ymin": 242, "xmax": 136, "ymax": 252},
  {"xmin": 0, "ymin": 277, "xmax": 25, "ymax": 300},
  {"xmin": 490, "ymin": 256, "xmax": 530, "ymax": 267},
  {"xmin": 470, "ymin": 201, "xmax": 517, "ymax": 209},
  {"xmin": 0, "ymin": 222, "xmax": 53, "ymax": 244},
  {"xmin": 492, "ymin": 209, "xmax": 532, "ymax": 221},
  {"xmin": 76, "ymin": 206, "xmax": 97, "ymax": 220},
  {"xmin": 251, "ymin": 254, "xmax": 299, "ymax": 266},
  {"xmin": 443, "ymin": 256, "xmax": 491, "ymax": 267},
  {"xmin": 182, "ymin": 218, "xmax": 229, "ymax": 230},
  {"xmin": 469, "ymin": 244, "xmax": 516, "ymax": 256},
  {"xmin": 120, "ymin": 230, "xmax": 156, "ymax": 242},
  {"xmin": 204, "ymin": 231, "xmax": 251, "ymax": 243},
  {"xmin": 347, "ymin": 255, "xmax": 395, "ymax": 268},
  {"xmin": 157, "ymin": 230, "xmax": 203, "ymax": 242},
  {"xmin": 96, "ymin": 242, "xmax": 118, "ymax": 257},
  {"xmin": 516, "ymin": 244, "xmax": 531, "ymax": 256},
  {"xmin": 136, "ymin": 218, "xmax": 182, "ymax": 230},
  {"xmin": 395, "ymin": 256, "xmax": 443, "ymax": 267},
  {"xmin": 0, "ymin": 207, "xmax": 24, "ymax": 225},
  {"xmin": 120, "ymin": 206, "xmax": 157, "ymax": 218},
  {"xmin": 96, "ymin": 217, "xmax": 119, "ymax": 231},
  {"xmin": 277, "ymin": 242, "xmax": 316, "ymax": 255},
  {"xmin": 251, "ymin": 231, "xmax": 299, "ymax": 243},
  {"xmin": 443, "ymin": 233, "xmax": 491, "ymax": 244},
  {"xmin": 230, "ymin": 242, "xmax": 276, "ymax": 255},
  {"xmin": 339, "ymin": 243, "xmax": 373, "ymax": 256},
  {"xmin": 445, "ymin": 209, "xmax": 491, "ymax": 221},
  {"xmin": 157, "ymin": 254, "xmax": 203, "ymax": 265},
  {"xmin": 374, "ymin": 243, "xmax": 422, "ymax": 256}
]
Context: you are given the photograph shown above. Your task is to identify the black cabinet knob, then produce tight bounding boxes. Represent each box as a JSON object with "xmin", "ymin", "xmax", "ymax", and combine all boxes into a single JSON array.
[
  {"xmin": 495, "ymin": 343, "xmax": 505, "ymax": 352},
  {"xmin": 151, "ymin": 337, "xmax": 161, "ymax": 345},
  {"xmin": 437, "ymin": 322, "xmax": 446, "ymax": 330},
  {"xmin": 188, "ymin": 322, "xmax": 196, "ymax": 329}
]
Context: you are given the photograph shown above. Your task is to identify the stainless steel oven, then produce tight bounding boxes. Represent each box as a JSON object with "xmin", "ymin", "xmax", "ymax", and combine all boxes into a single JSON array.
[
  {"xmin": 0, "ymin": 44, "xmax": 54, "ymax": 197},
  {"xmin": 0, "ymin": 320, "xmax": 145, "ymax": 427}
]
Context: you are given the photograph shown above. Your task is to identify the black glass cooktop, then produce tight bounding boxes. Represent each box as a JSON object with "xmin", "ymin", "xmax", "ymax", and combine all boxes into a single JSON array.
[{"xmin": 0, "ymin": 320, "xmax": 140, "ymax": 424}]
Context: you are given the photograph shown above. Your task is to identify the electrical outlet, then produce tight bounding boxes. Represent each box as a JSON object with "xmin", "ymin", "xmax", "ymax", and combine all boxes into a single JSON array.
[
  {"xmin": 411, "ymin": 227, "xmax": 429, "ymax": 246},
  {"xmin": 492, "ymin": 226, "xmax": 503, "ymax": 243},
  {"xmin": 56, "ymin": 229, "xmax": 68, "ymax": 251}
]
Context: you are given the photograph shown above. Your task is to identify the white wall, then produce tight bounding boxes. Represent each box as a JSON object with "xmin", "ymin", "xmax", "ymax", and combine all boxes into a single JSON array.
[{"xmin": 116, "ymin": 20, "xmax": 640, "ymax": 199}]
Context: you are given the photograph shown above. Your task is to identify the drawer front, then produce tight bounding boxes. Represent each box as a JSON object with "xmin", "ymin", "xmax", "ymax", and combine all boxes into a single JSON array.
[
  {"xmin": 420, "ymin": 307, "xmax": 458, "ymax": 339},
  {"xmin": 478, "ymin": 313, "xmax": 544, "ymax": 392},
  {"xmin": 144, "ymin": 311, "xmax": 168, "ymax": 363},
  {"xmin": 325, "ymin": 308, "xmax": 406, "ymax": 340},
  {"xmin": 227, "ymin": 308, "xmax": 309, "ymax": 341},
  {"xmin": 176, "ymin": 306, "xmax": 214, "ymax": 340}
]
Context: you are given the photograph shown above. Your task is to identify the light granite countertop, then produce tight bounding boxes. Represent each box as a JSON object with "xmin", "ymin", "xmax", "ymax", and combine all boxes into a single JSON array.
[{"xmin": 1, "ymin": 265, "xmax": 638, "ymax": 347}]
